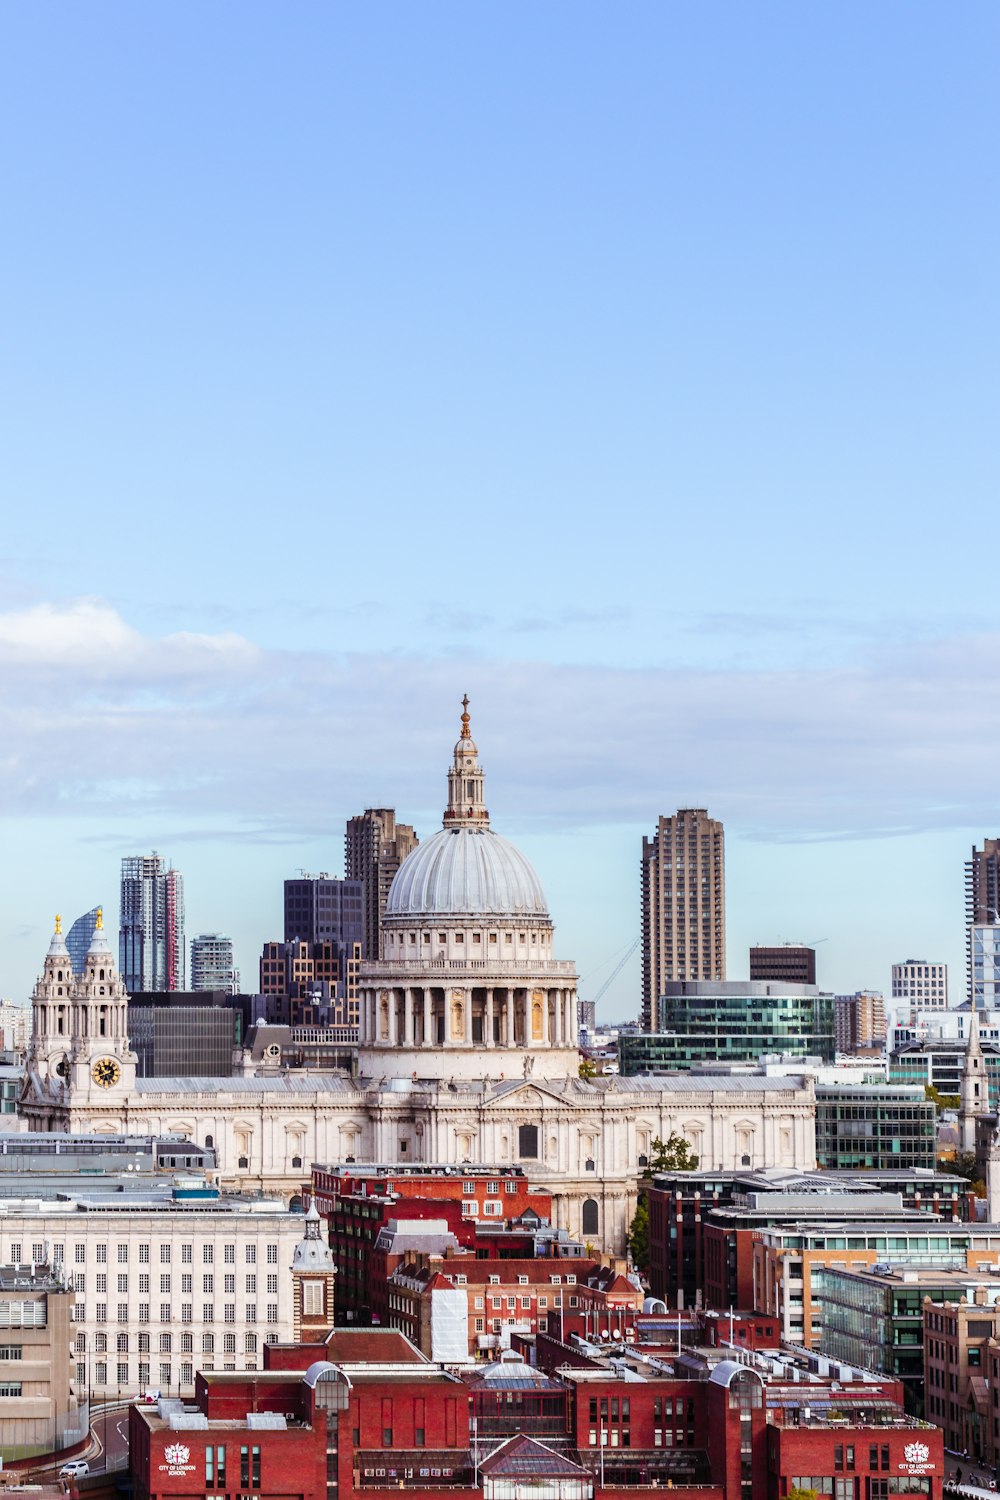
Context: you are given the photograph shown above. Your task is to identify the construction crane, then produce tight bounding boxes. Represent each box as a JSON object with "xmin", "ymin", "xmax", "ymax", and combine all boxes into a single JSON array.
[{"xmin": 588, "ymin": 937, "xmax": 641, "ymax": 1005}]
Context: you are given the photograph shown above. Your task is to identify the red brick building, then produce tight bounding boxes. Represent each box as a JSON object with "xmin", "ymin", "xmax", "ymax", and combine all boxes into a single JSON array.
[
  {"xmin": 385, "ymin": 1255, "xmax": 645, "ymax": 1357},
  {"xmin": 311, "ymin": 1164, "xmax": 578, "ymax": 1324},
  {"xmin": 131, "ymin": 1325, "xmax": 946, "ymax": 1500}
]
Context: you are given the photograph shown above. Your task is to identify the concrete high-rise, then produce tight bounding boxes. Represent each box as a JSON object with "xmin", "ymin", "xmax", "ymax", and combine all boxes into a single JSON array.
[
  {"xmin": 344, "ymin": 809, "xmax": 418, "ymax": 959},
  {"xmin": 119, "ymin": 854, "xmax": 185, "ymax": 992},
  {"xmin": 891, "ymin": 959, "xmax": 948, "ymax": 1010},
  {"xmin": 641, "ymin": 808, "xmax": 725, "ymax": 1030},
  {"xmin": 967, "ymin": 840, "xmax": 1000, "ymax": 999},
  {"xmin": 66, "ymin": 907, "xmax": 101, "ymax": 976},
  {"xmin": 834, "ymin": 990, "xmax": 886, "ymax": 1054},
  {"xmin": 190, "ymin": 932, "xmax": 238, "ymax": 993}
]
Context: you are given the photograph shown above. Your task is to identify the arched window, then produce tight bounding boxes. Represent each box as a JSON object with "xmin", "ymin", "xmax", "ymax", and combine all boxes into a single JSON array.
[
  {"xmin": 582, "ymin": 1198, "xmax": 600, "ymax": 1237},
  {"xmin": 205, "ymin": 1134, "xmax": 214, "ymax": 1148},
  {"xmin": 291, "ymin": 1156, "xmax": 303, "ymax": 1170},
  {"xmin": 202, "ymin": 1333, "xmax": 214, "ymax": 1354}
]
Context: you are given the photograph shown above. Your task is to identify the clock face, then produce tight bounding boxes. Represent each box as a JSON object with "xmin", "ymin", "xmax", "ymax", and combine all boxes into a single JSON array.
[{"xmin": 92, "ymin": 1057, "xmax": 122, "ymax": 1089}]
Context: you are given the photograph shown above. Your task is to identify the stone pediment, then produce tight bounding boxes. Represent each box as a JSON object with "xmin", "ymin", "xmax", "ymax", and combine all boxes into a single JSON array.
[{"xmin": 485, "ymin": 1081, "xmax": 571, "ymax": 1111}]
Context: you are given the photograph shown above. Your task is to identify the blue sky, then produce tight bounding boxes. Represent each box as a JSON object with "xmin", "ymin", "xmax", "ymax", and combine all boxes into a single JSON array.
[{"xmin": 1, "ymin": 4, "xmax": 998, "ymax": 1015}]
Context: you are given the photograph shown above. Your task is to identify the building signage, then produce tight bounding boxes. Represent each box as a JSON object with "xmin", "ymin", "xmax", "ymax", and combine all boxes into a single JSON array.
[
  {"xmin": 899, "ymin": 1441, "xmax": 934, "ymax": 1475},
  {"xmin": 159, "ymin": 1442, "xmax": 196, "ymax": 1477}
]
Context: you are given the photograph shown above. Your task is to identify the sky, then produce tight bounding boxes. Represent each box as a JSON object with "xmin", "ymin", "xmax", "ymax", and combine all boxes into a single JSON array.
[{"xmin": 1, "ymin": 4, "xmax": 998, "ymax": 1017}]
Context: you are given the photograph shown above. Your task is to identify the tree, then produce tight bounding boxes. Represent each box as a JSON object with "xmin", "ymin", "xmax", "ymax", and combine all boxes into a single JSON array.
[
  {"xmin": 925, "ymin": 1084, "xmax": 959, "ymax": 1112},
  {"xmin": 946, "ymin": 1149, "xmax": 980, "ymax": 1182},
  {"xmin": 627, "ymin": 1195, "xmax": 650, "ymax": 1273},
  {"xmin": 787, "ymin": 1488, "xmax": 818, "ymax": 1500},
  {"xmin": 642, "ymin": 1132, "xmax": 699, "ymax": 1179},
  {"xmin": 579, "ymin": 1058, "xmax": 597, "ymax": 1080}
]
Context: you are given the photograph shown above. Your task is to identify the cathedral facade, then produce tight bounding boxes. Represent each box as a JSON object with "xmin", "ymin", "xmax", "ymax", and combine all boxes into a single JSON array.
[{"xmin": 19, "ymin": 706, "xmax": 817, "ymax": 1253}]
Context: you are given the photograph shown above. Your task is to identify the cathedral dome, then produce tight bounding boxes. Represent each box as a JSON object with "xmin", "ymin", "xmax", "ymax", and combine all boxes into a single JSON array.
[
  {"xmin": 384, "ymin": 696, "xmax": 549, "ymax": 923},
  {"xmin": 386, "ymin": 826, "xmax": 549, "ymax": 922}
]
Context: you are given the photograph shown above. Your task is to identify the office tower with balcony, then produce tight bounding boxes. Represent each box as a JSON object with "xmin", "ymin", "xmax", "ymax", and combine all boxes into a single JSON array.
[
  {"xmin": 190, "ymin": 933, "xmax": 238, "ymax": 993},
  {"xmin": 345, "ymin": 809, "xmax": 418, "ymax": 959},
  {"xmin": 66, "ymin": 907, "xmax": 101, "ymax": 976},
  {"xmin": 967, "ymin": 840, "xmax": 1000, "ymax": 1000},
  {"xmin": 641, "ymin": 808, "xmax": 725, "ymax": 1030},
  {"xmin": 119, "ymin": 854, "xmax": 185, "ymax": 992}
]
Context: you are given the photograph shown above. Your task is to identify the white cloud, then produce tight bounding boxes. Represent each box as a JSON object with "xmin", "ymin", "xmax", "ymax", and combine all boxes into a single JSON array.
[{"xmin": 0, "ymin": 596, "xmax": 996, "ymax": 846}]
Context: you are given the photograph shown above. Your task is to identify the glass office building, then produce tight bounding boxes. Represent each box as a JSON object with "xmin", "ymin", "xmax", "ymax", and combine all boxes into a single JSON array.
[
  {"xmin": 814, "ymin": 1083, "xmax": 935, "ymax": 1171},
  {"xmin": 620, "ymin": 982, "xmax": 835, "ymax": 1074}
]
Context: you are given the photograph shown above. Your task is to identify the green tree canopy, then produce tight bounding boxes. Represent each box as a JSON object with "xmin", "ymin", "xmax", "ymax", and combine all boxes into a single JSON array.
[{"xmin": 642, "ymin": 1132, "xmax": 699, "ymax": 1178}]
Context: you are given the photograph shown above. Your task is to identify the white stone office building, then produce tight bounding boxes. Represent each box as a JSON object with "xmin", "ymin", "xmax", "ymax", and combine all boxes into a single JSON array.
[
  {"xmin": 0, "ymin": 1195, "xmax": 301, "ymax": 1400},
  {"xmin": 19, "ymin": 705, "xmax": 817, "ymax": 1255}
]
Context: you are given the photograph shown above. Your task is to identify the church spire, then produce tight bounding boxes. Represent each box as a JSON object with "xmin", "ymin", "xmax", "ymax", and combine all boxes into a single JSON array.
[{"xmin": 443, "ymin": 695, "xmax": 490, "ymax": 831}]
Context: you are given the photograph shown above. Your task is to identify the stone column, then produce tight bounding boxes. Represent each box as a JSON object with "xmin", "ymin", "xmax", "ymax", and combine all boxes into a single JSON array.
[
  {"xmin": 485, "ymin": 989, "xmax": 495, "ymax": 1048},
  {"xmin": 404, "ymin": 989, "xmax": 414, "ymax": 1046},
  {"xmin": 505, "ymin": 992, "xmax": 515, "ymax": 1048},
  {"xmin": 464, "ymin": 991, "xmax": 473, "ymax": 1045},
  {"xmin": 553, "ymin": 991, "xmax": 563, "ymax": 1047},
  {"xmin": 423, "ymin": 990, "xmax": 433, "ymax": 1048},
  {"xmin": 540, "ymin": 991, "xmax": 549, "ymax": 1045},
  {"xmin": 388, "ymin": 992, "xmax": 398, "ymax": 1047}
]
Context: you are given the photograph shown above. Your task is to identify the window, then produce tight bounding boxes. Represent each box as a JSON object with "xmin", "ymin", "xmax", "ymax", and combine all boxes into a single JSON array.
[
  {"xmin": 160, "ymin": 1333, "xmax": 172, "ymax": 1353},
  {"xmin": 246, "ymin": 1275, "xmax": 256, "ymax": 1294},
  {"xmin": 181, "ymin": 1244, "xmax": 192, "ymax": 1264},
  {"xmin": 267, "ymin": 1245, "xmax": 278, "ymax": 1265},
  {"xmin": 518, "ymin": 1124, "xmax": 539, "ymax": 1159},
  {"xmin": 303, "ymin": 1282, "xmax": 324, "ymax": 1316},
  {"xmin": 118, "ymin": 1303, "xmax": 128, "ymax": 1322},
  {"xmin": 224, "ymin": 1245, "xmax": 235, "ymax": 1264},
  {"xmin": 204, "ymin": 1305, "xmax": 214, "ymax": 1323},
  {"xmin": 0, "ymin": 1381, "xmax": 24, "ymax": 1397},
  {"xmin": 139, "ymin": 1244, "xmax": 150, "ymax": 1264},
  {"xmin": 96, "ymin": 1274, "xmax": 107, "ymax": 1294},
  {"xmin": 181, "ymin": 1275, "xmax": 192, "ymax": 1294},
  {"xmin": 225, "ymin": 1275, "xmax": 235, "ymax": 1294},
  {"xmin": 159, "ymin": 1245, "xmax": 171, "ymax": 1264},
  {"xmin": 160, "ymin": 1275, "xmax": 171, "ymax": 1294},
  {"xmin": 0, "ymin": 1346, "xmax": 22, "ymax": 1361},
  {"xmin": 225, "ymin": 1304, "xmax": 236, "ymax": 1323},
  {"xmin": 267, "ymin": 1305, "xmax": 279, "ymax": 1324},
  {"xmin": 203, "ymin": 1245, "xmax": 214, "ymax": 1265},
  {"xmin": 267, "ymin": 1275, "xmax": 277, "ymax": 1295},
  {"xmin": 139, "ymin": 1275, "xmax": 149, "ymax": 1294},
  {"xmin": 462, "ymin": 1181, "xmax": 476, "ymax": 1195},
  {"xmin": 505, "ymin": 1180, "xmax": 518, "ymax": 1194},
  {"xmin": 75, "ymin": 1244, "xmax": 86, "ymax": 1265},
  {"xmin": 245, "ymin": 1245, "xmax": 256, "ymax": 1265},
  {"xmin": 96, "ymin": 1244, "xmax": 107, "ymax": 1264},
  {"xmin": 117, "ymin": 1274, "xmax": 128, "ymax": 1294},
  {"xmin": 245, "ymin": 1304, "xmax": 257, "ymax": 1323},
  {"xmin": 117, "ymin": 1245, "xmax": 128, "ymax": 1264}
]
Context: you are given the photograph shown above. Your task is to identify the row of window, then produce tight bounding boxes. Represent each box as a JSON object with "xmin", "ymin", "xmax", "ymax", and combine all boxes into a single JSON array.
[
  {"xmin": 2, "ymin": 1242, "xmax": 282, "ymax": 1267},
  {"xmin": 205, "ymin": 1444, "xmax": 260, "ymax": 1488},
  {"xmin": 74, "ymin": 1302, "xmax": 279, "ymax": 1324},
  {"xmin": 79, "ymin": 1274, "xmax": 275, "ymax": 1294},
  {"xmin": 79, "ymin": 1332, "xmax": 263, "ymax": 1354}
]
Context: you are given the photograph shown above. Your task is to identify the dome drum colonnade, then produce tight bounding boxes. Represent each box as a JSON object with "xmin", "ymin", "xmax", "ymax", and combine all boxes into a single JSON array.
[{"xmin": 357, "ymin": 697, "xmax": 580, "ymax": 1082}]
